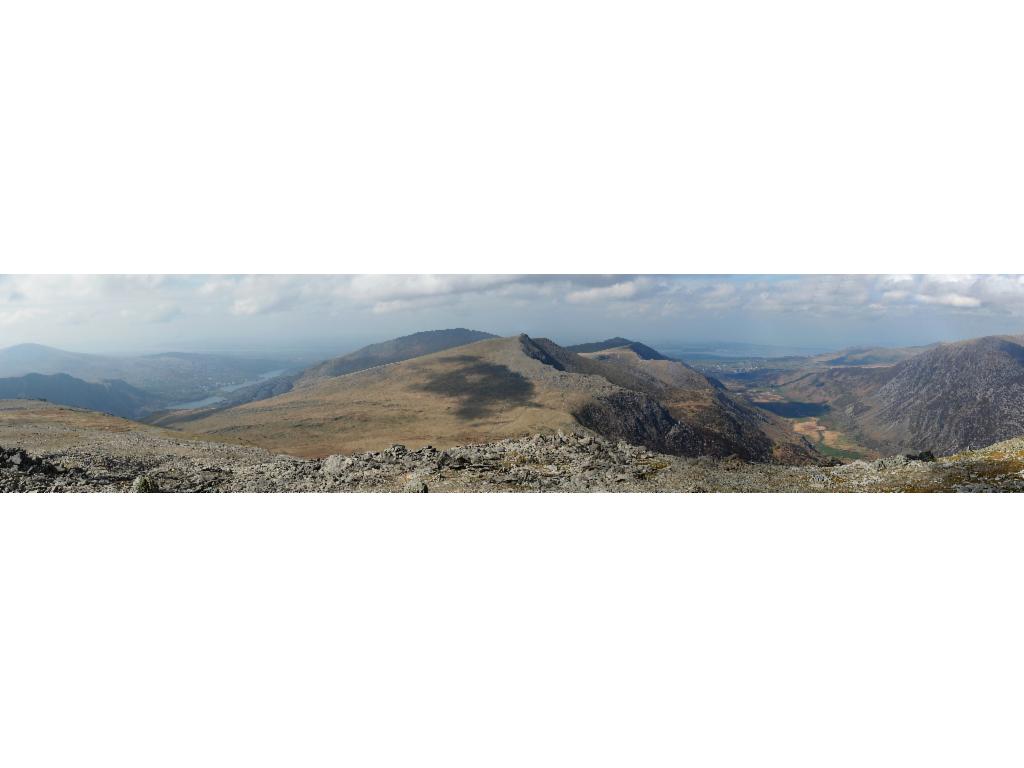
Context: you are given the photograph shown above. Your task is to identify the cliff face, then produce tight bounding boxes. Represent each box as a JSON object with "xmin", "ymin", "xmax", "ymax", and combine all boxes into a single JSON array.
[
  {"xmin": 865, "ymin": 336, "xmax": 1024, "ymax": 454},
  {"xmin": 778, "ymin": 335, "xmax": 1024, "ymax": 456}
]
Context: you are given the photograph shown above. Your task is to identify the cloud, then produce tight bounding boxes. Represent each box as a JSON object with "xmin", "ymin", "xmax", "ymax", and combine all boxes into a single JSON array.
[
  {"xmin": 915, "ymin": 292, "xmax": 982, "ymax": 308},
  {"xmin": 147, "ymin": 304, "xmax": 184, "ymax": 323},
  {"xmin": 0, "ymin": 307, "xmax": 48, "ymax": 326},
  {"xmin": 567, "ymin": 281, "xmax": 642, "ymax": 303},
  {"xmin": 3, "ymin": 274, "xmax": 1024, "ymax": 349}
]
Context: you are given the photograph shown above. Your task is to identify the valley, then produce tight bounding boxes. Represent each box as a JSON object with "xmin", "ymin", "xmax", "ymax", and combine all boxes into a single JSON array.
[{"xmin": 687, "ymin": 336, "xmax": 1024, "ymax": 460}]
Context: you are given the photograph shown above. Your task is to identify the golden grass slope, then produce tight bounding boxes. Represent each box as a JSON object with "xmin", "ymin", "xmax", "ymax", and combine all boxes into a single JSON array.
[{"xmin": 171, "ymin": 337, "xmax": 597, "ymax": 458}]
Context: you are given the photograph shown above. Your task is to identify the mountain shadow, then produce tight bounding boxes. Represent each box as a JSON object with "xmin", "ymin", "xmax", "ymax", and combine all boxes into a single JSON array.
[{"xmin": 414, "ymin": 355, "xmax": 537, "ymax": 420}]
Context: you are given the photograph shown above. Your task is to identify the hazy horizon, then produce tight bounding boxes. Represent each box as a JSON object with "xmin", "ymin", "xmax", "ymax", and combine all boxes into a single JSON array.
[{"xmin": 2, "ymin": 274, "xmax": 1023, "ymax": 357}]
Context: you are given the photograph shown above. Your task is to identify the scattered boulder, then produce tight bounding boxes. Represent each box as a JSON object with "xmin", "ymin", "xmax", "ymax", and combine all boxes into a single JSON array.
[
  {"xmin": 130, "ymin": 476, "xmax": 160, "ymax": 493},
  {"xmin": 905, "ymin": 450, "xmax": 936, "ymax": 462},
  {"xmin": 1, "ymin": 446, "xmax": 59, "ymax": 476},
  {"xmin": 872, "ymin": 455, "xmax": 911, "ymax": 470},
  {"xmin": 4, "ymin": 424, "xmax": 1024, "ymax": 493},
  {"xmin": 321, "ymin": 454, "xmax": 354, "ymax": 475},
  {"xmin": 402, "ymin": 478, "xmax": 429, "ymax": 493}
]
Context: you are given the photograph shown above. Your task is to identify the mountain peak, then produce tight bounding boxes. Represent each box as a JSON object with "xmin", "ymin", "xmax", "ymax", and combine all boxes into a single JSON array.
[
  {"xmin": 1, "ymin": 342, "xmax": 61, "ymax": 352},
  {"xmin": 565, "ymin": 338, "xmax": 671, "ymax": 360}
]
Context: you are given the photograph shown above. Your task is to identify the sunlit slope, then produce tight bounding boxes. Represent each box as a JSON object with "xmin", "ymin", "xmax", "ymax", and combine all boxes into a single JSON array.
[
  {"xmin": 172, "ymin": 336, "xmax": 588, "ymax": 457},
  {"xmin": 173, "ymin": 335, "xmax": 815, "ymax": 461}
]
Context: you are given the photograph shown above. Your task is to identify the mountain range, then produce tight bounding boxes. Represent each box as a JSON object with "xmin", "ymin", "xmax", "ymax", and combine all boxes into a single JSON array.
[
  {"xmin": 3, "ymin": 329, "xmax": 1024, "ymax": 463},
  {"xmin": 150, "ymin": 333, "xmax": 816, "ymax": 461},
  {"xmin": 0, "ymin": 343, "xmax": 290, "ymax": 403}
]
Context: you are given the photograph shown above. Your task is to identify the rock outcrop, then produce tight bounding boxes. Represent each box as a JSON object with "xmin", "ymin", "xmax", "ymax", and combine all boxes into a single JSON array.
[{"xmin": 4, "ymin": 429, "xmax": 1023, "ymax": 493}]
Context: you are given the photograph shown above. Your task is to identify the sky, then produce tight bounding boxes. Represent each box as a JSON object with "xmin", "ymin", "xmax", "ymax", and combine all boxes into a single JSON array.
[{"xmin": 1, "ymin": 274, "xmax": 1023, "ymax": 356}]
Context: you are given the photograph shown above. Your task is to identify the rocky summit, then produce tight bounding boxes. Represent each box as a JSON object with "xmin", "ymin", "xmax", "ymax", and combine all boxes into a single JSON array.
[{"xmin": 4, "ymin": 425, "xmax": 1024, "ymax": 494}]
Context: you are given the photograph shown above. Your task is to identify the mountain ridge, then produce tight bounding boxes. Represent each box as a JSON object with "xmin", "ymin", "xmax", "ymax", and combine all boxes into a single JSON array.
[{"xmin": 155, "ymin": 333, "xmax": 819, "ymax": 463}]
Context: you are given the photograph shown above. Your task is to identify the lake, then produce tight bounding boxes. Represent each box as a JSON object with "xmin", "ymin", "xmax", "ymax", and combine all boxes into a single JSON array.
[{"xmin": 167, "ymin": 369, "xmax": 286, "ymax": 410}]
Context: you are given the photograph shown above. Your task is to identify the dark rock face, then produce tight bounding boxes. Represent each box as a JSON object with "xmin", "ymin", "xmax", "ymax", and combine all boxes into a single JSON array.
[
  {"xmin": 518, "ymin": 335, "xmax": 786, "ymax": 462},
  {"xmin": 574, "ymin": 391, "xmax": 680, "ymax": 453},
  {"xmin": 519, "ymin": 335, "xmax": 568, "ymax": 371},
  {"xmin": 573, "ymin": 390, "xmax": 774, "ymax": 462},
  {"xmin": 905, "ymin": 451, "xmax": 936, "ymax": 462},
  {"xmin": 867, "ymin": 336, "xmax": 1024, "ymax": 455}
]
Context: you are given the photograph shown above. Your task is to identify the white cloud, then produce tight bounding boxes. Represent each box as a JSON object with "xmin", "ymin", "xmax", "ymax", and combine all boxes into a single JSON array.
[
  {"xmin": 567, "ymin": 281, "xmax": 641, "ymax": 303},
  {"xmin": 3, "ymin": 274, "xmax": 1024, "ymax": 352},
  {"xmin": 0, "ymin": 307, "xmax": 48, "ymax": 326},
  {"xmin": 915, "ymin": 292, "xmax": 982, "ymax": 308}
]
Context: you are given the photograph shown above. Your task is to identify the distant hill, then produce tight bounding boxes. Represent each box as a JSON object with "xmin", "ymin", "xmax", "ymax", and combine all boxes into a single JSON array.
[
  {"xmin": 298, "ymin": 328, "xmax": 498, "ymax": 381},
  {"xmin": 808, "ymin": 343, "xmax": 937, "ymax": 367},
  {"xmin": 0, "ymin": 343, "xmax": 289, "ymax": 402},
  {"xmin": 779, "ymin": 334, "xmax": 1024, "ymax": 455},
  {"xmin": 0, "ymin": 344, "xmax": 97, "ymax": 376},
  {"xmin": 566, "ymin": 338, "xmax": 670, "ymax": 360},
  {"xmin": 160, "ymin": 334, "xmax": 820, "ymax": 463},
  {"xmin": 0, "ymin": 373, "xmax": 159, "ymax": 419}
]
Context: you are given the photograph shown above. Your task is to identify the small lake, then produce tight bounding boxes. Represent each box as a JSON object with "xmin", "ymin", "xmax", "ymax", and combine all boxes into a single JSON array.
[
  {"xmin": 167, "ymin": 369, "xmax": 286, "ymax": 410},
  {"xmin": 753, "ymin": 400, "xmax": 830, "ymax": 418}
]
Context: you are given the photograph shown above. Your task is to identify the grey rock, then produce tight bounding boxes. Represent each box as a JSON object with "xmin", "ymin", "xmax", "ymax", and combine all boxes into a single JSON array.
[
  {"xmin": 402, "ymin": 479, "xmax": 429, "ymax": 493},
  {"xmin": 130, "ymin": 476, "xmax": 160, "ymax": 493},
  {"xmin": 321, "ymin": 454, "xmax": 354, "ymax": 475}
]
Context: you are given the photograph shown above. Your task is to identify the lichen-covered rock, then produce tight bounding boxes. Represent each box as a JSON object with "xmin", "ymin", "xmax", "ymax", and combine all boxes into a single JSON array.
[
  {"xmin": 321, "ymin": 454, "xmax": 353, "ymax": 475},
  {"xmin": 402, "ymin": 478, "xmax": 429, "ymax": 493},
  {"xmin": 130, "ymin": 475, "xmax": 160, "ymax": 493}
]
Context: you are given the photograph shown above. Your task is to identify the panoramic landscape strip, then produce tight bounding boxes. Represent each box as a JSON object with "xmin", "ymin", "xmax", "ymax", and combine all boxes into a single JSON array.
[{"xmin": 2, "ymin": 274, "xmax": 1023, "ymax": 492}]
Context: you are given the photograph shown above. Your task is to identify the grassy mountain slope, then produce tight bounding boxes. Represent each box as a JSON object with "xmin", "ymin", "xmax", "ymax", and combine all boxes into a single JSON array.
[
  {"xmin": 298, "ymin": 328, "xmax": 497, "ymax": 382},
  {"xmin": 167, "ymin": 334, "xmax": 818, "ymax": 461},
  {"xmin": 165, "ymin": 328, "xmax": 500, "ymax": 417}
]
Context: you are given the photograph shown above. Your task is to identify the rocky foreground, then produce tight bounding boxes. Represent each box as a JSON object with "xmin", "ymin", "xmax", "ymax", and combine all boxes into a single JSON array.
[{"xmin": 3, "ymin": 419, "xmax": 1024, "ymax": 493}]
